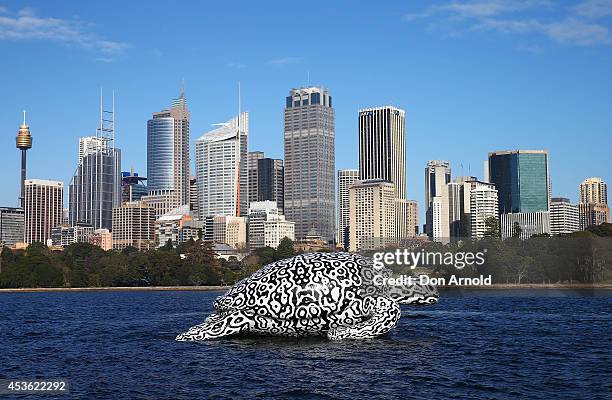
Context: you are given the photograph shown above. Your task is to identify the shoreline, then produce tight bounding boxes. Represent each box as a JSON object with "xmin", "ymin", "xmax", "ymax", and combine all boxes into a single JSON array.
[{"xmin": 0, "ymin": 283, "xmax": 610, "ymax": 293}]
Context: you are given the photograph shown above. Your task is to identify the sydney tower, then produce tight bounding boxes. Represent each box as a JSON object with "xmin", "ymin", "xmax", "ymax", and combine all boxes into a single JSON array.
[{"xmin": 15, "ymin": 111, "xmax": 32, "ymax": 208}]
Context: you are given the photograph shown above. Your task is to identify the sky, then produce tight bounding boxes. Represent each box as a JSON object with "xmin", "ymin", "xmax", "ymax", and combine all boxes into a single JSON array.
[{"xmin": 0, "ymin": 0, "xmax": 611, "ymax": 223}]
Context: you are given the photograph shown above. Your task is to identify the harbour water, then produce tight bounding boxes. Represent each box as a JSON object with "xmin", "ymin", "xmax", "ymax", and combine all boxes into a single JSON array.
[{"xmin": 1, "ymin": 289, "xmax": 610, "ymax": 399}]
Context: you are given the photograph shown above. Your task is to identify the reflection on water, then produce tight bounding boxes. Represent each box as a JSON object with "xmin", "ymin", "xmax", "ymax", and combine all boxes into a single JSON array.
[{"xmin": 0, "ymin": 289, "xmax": 610, "ymax": 399}]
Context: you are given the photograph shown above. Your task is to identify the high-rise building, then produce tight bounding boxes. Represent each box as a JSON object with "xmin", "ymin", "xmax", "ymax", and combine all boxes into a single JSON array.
[
  {"xmin": 121, "ymin": 170, "xmax": 148, "ymax": 203},
  {"xmin": 501, "ymin": 211, "xmax": 551, "ymax": 240},
  {"xmin": 284, "ymin": 87, "xmax": 335, "ymax": 242},
  {"xmin": 24, "ymin": 179, "xmax": 63, "ymax": 244},
  {"xmin": 406, "ymin": 200, "xmax": 419, "ymax": 236},
  {"xmin": 147, "ymin": 90, "xmax": 190, "ymax": 209},
  {"xmin": 257, "ymin": 158, "xmax": 284, "ymax": 214},
  {"xmin": 470, "ymin": 185, "xmax": 499, "ymax": 238},
  {"xmin": 79, "ymin": 136, "xmax": 106, "ymax": 164},
  {"xmin": 460, "ymin": 178, "xmax": 495, "ymax": 237},
  {"xmin": 337, "ymin": 169, "xmax": 359, "ymax": 249},
  {"xmin": 51, "ymin": 224, "xmax": 94, "ymax": 247},
  {"xmin": 112, "ymin": 201, "xmax": 155, "ymax": 251},
  {"xmin": 488, "ymin": 150, "xmax": 550, "ymax": 214},
  {"xmin": 69, "ymin": 94, "xmax": 121, "ymax": 230},
  {"xmin": 15, "ymin": 112, "xmax": 33, "ymax": 209},
  {"xmin": 358, "ymin": 106, "xmax": 408, "ymax": 239},
  {"xmin": 578, "ymin": 177, "xmax": 610, "ymax": 229},
  {"xmin": 349, "ymin": 180, "xmax": 396, "ymax": 251},
  {"xmin": 189, "ymin": 176, "xmax": 198, "ymax": 218},
  {"xmin": 0, "ymin": 207, "xmax": 24, "ymax": 246},
  {"xmin": 425, "ymin": 160, "xmax": 451, "ymax": 240},
  {"xmin": 248, "ymin": 151, "xmax": 265, "ymax": 207},
  {"xmin": 204, "ymin": 215, "xmax": 247, "ymax": 249},
  {"xmin": 88, "ymin": 228, "xmax": 112, "ymax": 251},
  {"xmin": 195, "ymin": 112, "xmax": 249, "ymax": 219},
  {"xmin": 550, "ymin": 197, "xmax": 580, "ymax": 235},
  {"xmin": 247, "ymin": 201, "xmax": 295, "ymax": 251},
  {"xmin": 141, "ymin": 190, "xmax": 175, "ymax": 220}
]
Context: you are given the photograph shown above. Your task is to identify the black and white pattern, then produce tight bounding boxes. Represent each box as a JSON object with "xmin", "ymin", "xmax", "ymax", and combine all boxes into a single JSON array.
[{"xmin": 176, "ymin": 252, "xmax": 439, "ymax": 341}]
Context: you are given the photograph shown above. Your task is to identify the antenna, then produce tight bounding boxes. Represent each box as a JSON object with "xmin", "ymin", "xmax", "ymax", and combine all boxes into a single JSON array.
[
  {"xmin": 238, "ymin": 81, "xmax": 241, "ymax": 128},
  {"xmin": 23, "ymin": 110, "xmax": 26, "ymax": 125}
]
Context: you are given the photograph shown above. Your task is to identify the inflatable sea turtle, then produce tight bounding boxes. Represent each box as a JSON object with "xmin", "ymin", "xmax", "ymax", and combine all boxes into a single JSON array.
[{"xmin": 176, "ymin": 252, "xmax": 438, "ymax": 341}]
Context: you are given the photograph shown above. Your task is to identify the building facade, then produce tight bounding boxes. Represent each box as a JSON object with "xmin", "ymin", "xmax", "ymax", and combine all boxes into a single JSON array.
[
  {"xmin": 248, "ymin": 201, "xmax": 295, "ymax": 251},
  {"xmin": 88, "ymin": 228, "xmax": 112, "ymax": 251},
  {"xmin": 51, "ymin": 224, "xmax": 94, "ymax": 247},
  {"xmin": 284, "ymin": 87, "xmax": 335, "ymax": 242},
  {"xmin": 578, "ymin": 177, "xmax": 609, "ymax": 229},
  {"xmin": 147, "ymin": 92, "xmax": 190, "ymax": 210},
  {"xmin": 501, "ymin": 211, "xmax": 551, "ymax": 240},
  {"xmin": 248, "ymin": 151, "xmax": 265, "ymax": 208},
  {"xmin": 550, "ymin": 197, "xmax": 580, "ymax": 235},
  {"xmin": 257, "ymin": 158, "xmax": 284, "ymax": 214},
  {"xmin": 337, "ymin": 169, "xmax": 359, "ymax": 249},
  {"xmin": 0, "ymin": 207, "xmax": 24, "ymax": 246},
  {"xmin": 204, "ymin": 215, "xmax": 247, "ymax": 249},
  {"xmin": 112, "ymin": 201, "xmax": 155, "ymax": 251},
  {"xmin": 469, "ymin": 185, "xmax": 499, "ymax": 238},
  {"xmin": 425, "ymin": 160, "xmax": 451, "ymax": 240},
  {"xmin": 24, "ymin": 179, "xmax": 63, "ymax": 244},
  {"xmin": 349, "ymin": 180, "xmax": 396, "ymax": 251},
  {"xmin": 121, "ymin": 171, "xmax": 148, "ymax": 203},
  {"xmin": 79, "ymin": 136, "xmax": 106, "ymax": 164}
]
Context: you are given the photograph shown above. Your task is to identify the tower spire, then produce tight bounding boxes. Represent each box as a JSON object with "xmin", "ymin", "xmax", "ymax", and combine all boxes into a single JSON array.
[{"xmin": 23, "ymin": 110, "xmax": 26, "ymax": 126}]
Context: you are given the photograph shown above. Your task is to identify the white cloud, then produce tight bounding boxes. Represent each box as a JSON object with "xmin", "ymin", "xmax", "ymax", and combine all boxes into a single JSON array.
[
  {"xmin": 572, "ymin": 0, "xmax": 612, "ymax": 19},
  {"xmin": 0, "ymin": 7, "xmax": 129, "ymax": 60},
  {"xmin": 268, "ymin": 56, "xmax": 302, "ymax": 65}
]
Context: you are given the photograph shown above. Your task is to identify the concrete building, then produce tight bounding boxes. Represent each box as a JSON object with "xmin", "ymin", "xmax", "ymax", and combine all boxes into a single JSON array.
[
  {"xmin": 195, "ymin": 112, "xmax": 249, "ymax": 219},
  {"xmin": 247, "ymin": 201, "xmax": 295, "ymax": 251},
  {"xmin": 141, "ymin": 190, "xmax": 175, "ymax": 220},
  {"xmin": 24, "ymin": 179, "xmax": 63, "ymax": 244},
  {"xmin": 349, "ymin": 180, "xmax": 396, "ymax": 251},
  {"xmin": 578, "ymin": 177, "xmax": 610, "ymax": 229},
  {"xmin": 501, "ymin": 211, "xmax": 551, "ymax": 240},
  {"xmin": 550, "ymin": 197, "xmax": 580, "ymax": 235},
  {"xmin": 248, "ymin": 151, "xmax": 265, "ymax": 207},
  {"xmin": 51, "ymin": 224, "xmax": 94, "ymax": 247},
  {"xmin": 112, "ymin": 201, "xmax": 155, "ymax": 251},
  {"xmin": 88, "ymin": 229, "xmax": 112, "ymax": 251},
  {"xmin": 337, "ymin": 169, "xmax": 359, "ymax": 249},
  {"xmin": 425, "ymin": 160, "xmax": 451, "ymax": 240},
  {"xmin": 204, "ymin": 215, "xmax": 247, "ymax": 249},
  {"xmin": 358, "ymin": 106, "xmax": 409, "ymax": 239},
  {"xmin": 155, "ymin": 205, "xmax": 200, "ymax": 247},
  {"xmin": 257, "ymin": 158, "xmax": 284, "ymax": 214},
  {"xmin": 0, "ymin": 207, "xmax": 24, "ymax": 247},
  {"xmin": 147, "ymin": 90, "xmax": 190, "ymax": 210},
  {"xmin": 406, "ymin": 200, "xmax": 419, "ymax": 237},
  {"xmin": 470, "ymin": 185, "xmax": 499, "ymax": 238},
  {"xmin": 284, "ymin": 87, "xmax": 335, "ymax": 242}
]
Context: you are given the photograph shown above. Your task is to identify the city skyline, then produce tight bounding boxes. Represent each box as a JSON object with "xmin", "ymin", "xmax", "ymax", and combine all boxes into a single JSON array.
[{"xmin": 0, "ymin": 1, "xmax": 611, "ymax": 223}]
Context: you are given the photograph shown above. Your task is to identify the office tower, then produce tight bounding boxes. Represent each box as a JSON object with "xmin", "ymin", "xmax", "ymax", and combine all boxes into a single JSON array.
[
  {"xmin": 51, "ymin": 224, "xmax": 94, "ymax": 247},
  {"xmin": 470, "ymin": 185, "xmax": 499, "ymax": 238},
  {"xmin": 121, "ymin": 171, "xmax": 148, "ymax": 203},
  {"xmin": 189, "ymin": 176, "xmax": 198, "ymax": 218},
  {"xmin": 0, "ymin": 207, "xmax": 24, "ymax": 246},
  {"xmin": 88, "ymin": 229, "xmax": 112, "ymax": 251},
  {"xmin": 348, "ymin": 180, "xmax": 396, "ymax": 251},
  {"xmin": 501, "ymin": 211, "xmax": 551, "ymax": 240},
  {"xmin": 257, "ymin": 158, "xmax": 284, "ymax": 214},
  {"xmin": 337, "ymin": 169, "xmax": 359, "ymax": 249},
  {"xmin": 79, "ymin": 136, "xmax": 106, "ymax": 164},
  {"xmin": 406, "ymin": 200, "xmax": 418, "ymax": 236},
  {"xmin": 112, "ymin": 201, "xmax": 155, "ymax": 251},
  {"xmin": 550, "ymin": 197, "xmax": 580, "ymax": 235},
  {"xmin": 24, "ymin": 179, "xmax": 63, "ymax": 244},
  {"xmin": 358, "ymin": 106, "xmax": 408, "ymax": 239},
  {"xmin": 141, "ymin": 191, "xmax": 174, "ymax": 220},
  {"xmin": 460, "ymin": 179, "xmax": 495, "ymax": 237},
  {"xmin": 204, "ymin": 215, "xmax": 247, "ymax": 249},
  {"xmin": 578, "ymin": 177, "xmax": 610, "ymax": 229},
  {"xmin": 147, "ymin": 89, "xmax": 190, "ymax": 210},
  {"xmin": 248, "ymin": 151, "xmax": 265, "ymax": 207},
  {"xmin": 488, "ymin": 150, "xmax": 550, "ymax": 214},
  {"xmin": 425, "ymin": 160, "xmax": 451, "ymax": 240},
  {"xmin": 195, "ymin": 112, "xmax": 249, "ymax": 219},
  {"xmin": 284, "ymin": 87, "xmax": 335, "ymax": 242},
  {"xmin": 247, "ymin": 201, "xmax": 295, "ymax": 251},
  {"xmin": 447, "ymin": 181, "xmax": 463, "ymax": 239},
  {"xmin": 69, "ymin": 93, "xmax": 121, "ymax": 230},
  {"xmin": 15, "ymin": 111, "xmax": 33, "ymax": 208}
]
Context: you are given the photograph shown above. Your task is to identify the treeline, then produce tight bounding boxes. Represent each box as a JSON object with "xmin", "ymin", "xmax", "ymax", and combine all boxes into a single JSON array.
[
  {"xmin": 0, "ymin": 237, "xmax": 300, "ymax": 289},
  {"xmin": 376, "ymin": 223, "xmax": 612, "ymax": 284}
]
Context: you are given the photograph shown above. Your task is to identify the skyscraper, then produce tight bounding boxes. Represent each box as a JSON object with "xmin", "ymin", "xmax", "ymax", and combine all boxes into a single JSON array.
[
  {"xmin": 0, "ymin": 207, "xmax": 24, "ymax": 246},
  {"xmin": 425, "ymin": 160, "xmax": 451, "ymax": 240},
  {"xmin": 195, "ymin": 112, "xmax": 249, "ymax": 218},
  {"xmin": 358, "ymin": 106, "xmax": 409, "ymax": 239},
  {"xmin": 69, "ymin": 93, "xmax": 121, "ymax": 230},
  {"xmin": 15, "ymin": 111, "xmax": 32, "ymax": 209},
  {"xmin": 147, "ymin": 90, "xmax": 190, "ymax": 209},
  {"xmin": 257, "ymin": 158, "xmax": 284, "ymax": 214},
  {"xmin": 550, "ymin": 197, "xmax": 580, "ymax": 235},
  {"xmin": 579, "ymin": 177, "xmax": 610, "ymax": 229},
  {"xmin": 470, "ymin": 185, "xmax": 499, "ymax": 238},
  {"xmin": 112, "ymin": 201, "xmax": 155, "ymax": 251},
  {"xmin": 337, "ymin": 169, "xmax": 359, "ymax": 249},
  {"xmin": 488, "ymin": 150, "xmax": 550, "ymax": 214},
  {"xmin": 24, "ymin": 179, "xmax": 63, "ymax": 244},
  {"xmin": 248, "ymin": 151, "xmax": 265, "ymax": 207},
  {"xmin": 349, "ymin": 180, "xmax": 396, "ymax": 251},
  {"xmin": 284, "ymin": 87, "xmax": 335, "ymax": 242},
  {"xmin": 79, "ymin": 136, "xmax": 106, "ymax": 164}
]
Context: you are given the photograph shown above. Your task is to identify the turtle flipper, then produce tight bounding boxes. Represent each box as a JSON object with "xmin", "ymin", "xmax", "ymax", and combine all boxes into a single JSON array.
[
  {"xmin": 327, "ymin": 297, "xmax": 401, "ymax": 340},
  {"xmin": 176, "ymin": 311, "xmax": 252, "ymax": 341}
]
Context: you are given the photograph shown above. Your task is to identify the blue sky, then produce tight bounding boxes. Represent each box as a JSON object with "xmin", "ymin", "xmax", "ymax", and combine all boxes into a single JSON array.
[{"xmin": 0, "ymin": 0, "xmax": 610, "ymax": 222}]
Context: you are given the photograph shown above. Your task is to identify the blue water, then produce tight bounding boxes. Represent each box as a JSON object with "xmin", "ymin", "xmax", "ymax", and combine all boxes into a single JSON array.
[{"xmin": 1, "ymin": 289, "xmax": 610, "ymax": 399}]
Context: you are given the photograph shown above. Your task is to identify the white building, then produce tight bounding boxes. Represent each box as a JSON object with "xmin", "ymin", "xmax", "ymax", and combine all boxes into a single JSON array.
[
  {"xmin": 24, "ymin": 179, "xmax": 64, "ymax": 244},
  {"xmin": 78, "ymin": 136, "xmax": 106, "ymax": 164},
  {"xmin": 248, "ymin": 201, "xmax": 295, "ymax": 250},
  {"xmin": 501, "ymin": 211, "xmax": 551, "ymax": 240},
  {"xmin": 550, "ymin": 197, "xmax": 580, "ymax": 235},
  {"xmin": 156, "ymin": 205, "xmax": 193, "ymax": 247},
  {"xmin": 470, "ymin": 185, "xmax": 499, "ymax": 238},
  {"xmin": 337, "ymin": 169, "xmax": 359, "ymax": 248},
  {"xmin": 425, "ymin": 160, "xmax": 451, "ymax": 240},
  {"xmin": 204, "ymin": 215, "xmax": 247, "ymax": 249},
  {"xmin": 51, "ymin": 224, "xmax": 94, "ymax": 247},
  {"xmin": 349, "ymin": 180, "xmax": 396, "ymax": 251}
]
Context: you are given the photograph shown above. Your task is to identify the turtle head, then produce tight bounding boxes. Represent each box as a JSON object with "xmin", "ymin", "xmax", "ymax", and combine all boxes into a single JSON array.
[{"xmin": 387, "ymin": 278, "xmax": 439, "ymax": 306}]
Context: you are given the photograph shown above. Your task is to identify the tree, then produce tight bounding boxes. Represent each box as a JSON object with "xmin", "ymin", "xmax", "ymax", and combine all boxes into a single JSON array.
[
  {"xmin": 275, "ymin": 237, "xmax": 295, "ymax": 260},
  {"xmin": 484, "ymin": 217, "xmax": 500, "ymax": 238},
  {"xmin": 512, "ymin": 222, "xmax": 523, "ymax": 239}
]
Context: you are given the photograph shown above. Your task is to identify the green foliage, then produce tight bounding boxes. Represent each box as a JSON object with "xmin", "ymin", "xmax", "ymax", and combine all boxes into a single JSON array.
[
  {"xmin": 275, "ymin": 237, "xmax": 296, "ymax": 260},
  {"xmin": 484, "ymin": 217, "xmax": 500, "ymax": 238}
]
